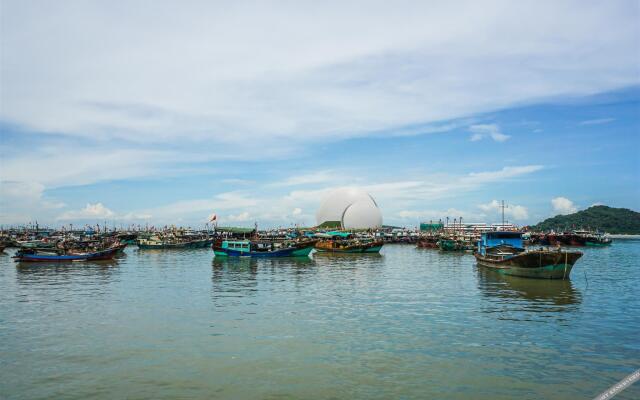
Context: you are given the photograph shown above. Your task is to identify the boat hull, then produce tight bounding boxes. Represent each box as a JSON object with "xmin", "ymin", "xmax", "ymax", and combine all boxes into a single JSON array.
[
  {"xmin": 417, "ymin": 239, "xmax": 439, "ymax": 249},
  {"xmin": 138, "ymin": 239, "xmax": 212, "ymax": 249},
  {"xmin": 213, "ymin": 245, "xmax": 314, "ymax": 257},
  {"xmin": 585, "ymin": 241, "xmax": 611, "ymax": 247},
  {"xmin": 438, "ymin": 239, "xmax": 466, "ymax": 251},
  {"xmin": 13, "ymin": 247, "xmax": 120, "ymax": 263},
  {"xmin": 475, "ymin": 250, "xmax": 582, "ymax": 279},
  {"xmin": 314, "ymin": 244, "xmax": 383, "ymax": 253}
]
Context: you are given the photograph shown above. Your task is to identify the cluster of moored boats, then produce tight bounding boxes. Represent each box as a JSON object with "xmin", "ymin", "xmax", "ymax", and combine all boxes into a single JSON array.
[
  {"xmin": 0, "ymin": 226, "xmax": 612, "ymax": 280},
  {"xmin": 527, "ymin": 231, "xmax": 612, "ymax": 246},
  {"xmin": 417, "ymin": 229, "xmax": 611, "ymax": 250},
  {"xmin": 3, "ymin": 235, "xmax": 126, "ymax": 262},
  {"xmin": 0, "ymin": 228, "xmax": 385, "ymax": 262}
]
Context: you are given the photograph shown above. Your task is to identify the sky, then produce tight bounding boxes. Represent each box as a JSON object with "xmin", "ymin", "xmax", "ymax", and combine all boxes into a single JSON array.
[{"xmin": 1, "ymin": 0, "xmax": 639, "ymax": 228}]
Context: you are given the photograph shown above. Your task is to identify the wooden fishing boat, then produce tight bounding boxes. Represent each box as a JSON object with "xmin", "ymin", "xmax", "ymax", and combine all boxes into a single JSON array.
[
  {"xmin": 474, "ymin": 231, "xmax": 582, "ymax": 279},
  {"xmin": 116, "ymin": 233, "xmax": 139, "ymax": 245},
  {"xmin": 213, "ymin": 239, "xmax": 317, "ymax": 257},
  {"xmin": 416, "ymin": 236, "xmax": 439, "ymax": 249},
  {"xmin": 438, "ymin": 236, "xmax": 476, "ymax": 251},
  {"xmin": 438, "ymin": 238, "xmax": 463, "ymax": 251},
  {"xmin": 186, "ymin": 238, "xmax": 214, "ymax": 248},
  {"xmin": 15, "ymin": 239, "xmax": 57, "ymax": 249},
  {"xmin": 314, "ymin": 238, "xmax": 383, "ymax": 253},
  {"xmin": 580, "ymin": 231, "xmax": 612, "ymax": 246},
  {"xmin": 12, "ymin": 245, "xmax": 122, "ymax": 262},
  {"xmin": 537, "ymin": 230, "xmax": 611, "ymax": 247},
  {"xmin": 585, "ymin": 236, "xmax": 612, "ymax": 246},
  {"xmin": 137, "ymin": 236, "xmax": 213, "ymax": 249}
]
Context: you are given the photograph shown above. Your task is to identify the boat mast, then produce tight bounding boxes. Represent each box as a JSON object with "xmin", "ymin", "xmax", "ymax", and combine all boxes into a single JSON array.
[{"xmin": 500, "ymin": 200, "xmax": 508, "ymax": 229}]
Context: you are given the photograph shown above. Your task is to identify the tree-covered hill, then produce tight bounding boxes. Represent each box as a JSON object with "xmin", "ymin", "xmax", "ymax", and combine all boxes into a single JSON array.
[{"xmin": 531, "ymin": 205, "xmax": 640, "ymax": 234}]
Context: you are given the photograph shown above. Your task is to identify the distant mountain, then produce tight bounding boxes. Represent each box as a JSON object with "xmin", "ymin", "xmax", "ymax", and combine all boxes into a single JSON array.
[{"xmin": 531, "ymin": 205, "xmax": 640, "ymax": 234}]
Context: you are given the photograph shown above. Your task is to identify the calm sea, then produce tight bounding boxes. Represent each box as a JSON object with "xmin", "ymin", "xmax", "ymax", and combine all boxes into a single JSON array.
[{"xmin": 1, "ymin": 241, "xmax": 639, "ymax": 399}]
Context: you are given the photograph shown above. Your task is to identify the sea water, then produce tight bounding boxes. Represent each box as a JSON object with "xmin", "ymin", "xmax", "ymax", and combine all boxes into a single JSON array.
[{"xmin": 1, "ymin": 241, "xmax": 638, "ymax": 399}]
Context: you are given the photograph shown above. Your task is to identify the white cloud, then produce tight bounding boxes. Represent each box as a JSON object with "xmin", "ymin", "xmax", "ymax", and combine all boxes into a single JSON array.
[
  {"xmin": 0, "ymin": 181, "xmax": 65, "ymax": 224},
  {"xmin": 1, "ymin": 1, "xmax": 637, "ymax": 151},
  {"xmin": 56, "ymin": 203, "xmax": 153, "ymax": 221},
  {"xmin": 551, "ymin": 197, "xmax": 578, "ymax": 214},
  {"xmin": 1, "ymin": 148, "xmax": 191, "ymax": 188},
  {"xmin": 0, "ymin": 161, "xmax": 544, "ymax": 226},
  {"xmin": 270, "ymin": 170, "xmax": 337, "ymax": 187},
  {"xmin": 469, "ymin": 124, "xmax": 511, "ymax": 142},
  {"xmin": 464, "ymin": 165, "xmax": 543, "ymax": 183},
  {"xmin": 478, "ymin": 200, "xmax": 529, "ymax": 220},
  {"xmin": 579, "ymin": 118, "xmax": 615, "ymax": 125},
  {"xmin": 0, "ymin": 2, "xmax": 636, "ymax": 228},
  {"xmin": 57, "ymin": 203, "xmax": 115, "ymax": 220},
  {"xmin": 226, "ymin": 212, "xmax": 252, "ymax": 222},
  {"xmin": 397, "ymin": 208, "xmax": 482, "ymax": 222},
  {"xmin": 143, "ymin": 191, "xmax": 258, "ymax": 221},
  {"xmin": 119, "ymin": 212, "xmax": 153, "ymax": 220}
]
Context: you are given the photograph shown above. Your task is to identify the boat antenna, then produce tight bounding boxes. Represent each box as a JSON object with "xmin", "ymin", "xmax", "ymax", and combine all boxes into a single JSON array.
[{"xmin": 500, "ymin": 200, "xmax": 508, "ymax": 229}]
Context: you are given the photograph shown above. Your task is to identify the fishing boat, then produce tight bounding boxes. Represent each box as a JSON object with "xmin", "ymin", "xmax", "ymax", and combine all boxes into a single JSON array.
[
  {"xmin": 12, "ymin": 245, "xmax": 123, "ymax": 262},
  {"xmin": 314, "ymin": 239, "xmax": 383, "ymax": 253},
  {"xmin": 116, "ymin": 232, "xmax": 139, "ymax": 245},
  {"xmin": 213, "ymin": 239, "xmax": 317, "ymax": 257},
  {"xmin": 438, "ymin": 237, "xmax": 464, "ymax": 251},
  {"xmin": 534, "ymin": 230, "xmax": 612, "ymax": 247},
  {"xmin": 580, "ymin": 231, "xmax": 612, "ymax": 246},
  {"xmin": 137, "ymin": 235, "xmax": 213, "ymax": 249},
  {"xmin": 416, "ymin": 236, "xmax": 439, "ymax": 249},
  {"xmin": 437, "ymin": 235, "xmax": 476, "ymax": 251},
  {"xmin": 15, "ymin": 239, "xmax": 57, "ymax": 249},
  {"xmin": 314, "ymin": 232, "xmax": 383, "ymax": 254},
  {"xmin": 474, "ymin": 231, "xmax": 582, "ymax": 279}
]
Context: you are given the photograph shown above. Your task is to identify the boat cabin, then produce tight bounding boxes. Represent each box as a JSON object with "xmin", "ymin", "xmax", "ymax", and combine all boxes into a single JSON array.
[
  {"xmin": 477, "ymin": 231, "xmax": 524, "ymax": 255},
  {"xmin": 220, "ymin": 240, "xmax": 251, "ymax": 253},
  {"xmin": 220, "ymin": 240, "xmax": 280, "ymax": 253},
  {"xmin": 314, "ymin": 231, "xmax": 353, "ymax": 239}
]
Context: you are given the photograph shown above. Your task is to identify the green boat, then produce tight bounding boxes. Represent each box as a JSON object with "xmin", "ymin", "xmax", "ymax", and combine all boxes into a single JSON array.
[
  {"xmin": 584, "ymin": 232, "xmax": 612, "ymax": 246},
  {"xmin": 213, "ymin": 239, "xmax": 316, "ymax": 257},
  {"xmin": 438, "ymin": 238, "xmax": 462, "ymax": 251}
]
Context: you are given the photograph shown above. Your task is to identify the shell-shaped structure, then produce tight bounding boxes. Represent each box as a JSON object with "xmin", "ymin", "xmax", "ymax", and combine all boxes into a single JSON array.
[{"xmin": 316, "ymin": 188, "xmax": 383, "ymax": 229}]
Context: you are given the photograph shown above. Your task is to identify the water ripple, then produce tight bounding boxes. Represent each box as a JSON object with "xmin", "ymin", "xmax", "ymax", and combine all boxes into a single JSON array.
[{"xmin": 0, "ymin": 243, "xmax": 639, "ymax": 399}]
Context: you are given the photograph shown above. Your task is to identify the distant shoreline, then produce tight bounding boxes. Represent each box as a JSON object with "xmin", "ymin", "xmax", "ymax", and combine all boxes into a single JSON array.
[{"xmin": 609, "ymin": 234, "xmax": 640, "ymax": 239}]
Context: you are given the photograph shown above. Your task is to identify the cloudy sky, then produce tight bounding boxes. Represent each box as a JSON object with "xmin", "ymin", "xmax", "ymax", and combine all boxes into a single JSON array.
[{"xmin": 1, "ymin": 0, "xmax": 639, "ymax": 228}]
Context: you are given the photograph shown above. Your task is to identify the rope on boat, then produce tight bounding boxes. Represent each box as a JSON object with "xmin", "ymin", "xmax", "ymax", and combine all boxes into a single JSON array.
[{"xmin": 563, "ymin": 251, "xmax": 568, "ymax": 280}]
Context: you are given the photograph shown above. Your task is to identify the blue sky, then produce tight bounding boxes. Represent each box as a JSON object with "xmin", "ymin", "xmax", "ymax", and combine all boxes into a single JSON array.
[{"xmin": 1, "ymin": 1, "xmax": 639, "ymax": 228}]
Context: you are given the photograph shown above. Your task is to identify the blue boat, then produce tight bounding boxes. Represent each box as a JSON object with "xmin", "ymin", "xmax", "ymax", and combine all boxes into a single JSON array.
[
  {"xmin": 474, "ymin": 231, "xmax": 582, "ymax": 279},
  {"xmin": 213, "ymin": 239, "xmax": 317, "ymax": 257}
]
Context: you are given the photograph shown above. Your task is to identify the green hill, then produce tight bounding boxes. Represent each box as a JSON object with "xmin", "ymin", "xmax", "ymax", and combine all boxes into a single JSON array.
[{"xmin": 531, "ymin": 205, "xmax": 640, "ymax": 234}]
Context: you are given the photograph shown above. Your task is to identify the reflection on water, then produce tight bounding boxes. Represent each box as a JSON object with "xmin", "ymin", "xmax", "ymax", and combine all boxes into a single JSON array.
[
  {"xmin": 311, "ymin": 251, "xmax": 384, "ymax": 269},
  {"xmin": 211, "ymin": 256, "xmax": 317, "ymax": 302},
  {"xmin": 476, "ymin": 267, "xmax": 582, "ymax": 317},
  {"xmin": 211, "ymin": 257, "xmax": 259, "ymax": 299},
  {"xmin": 15, "ymin": 259, "xmax": 120, "ymax": 285}
]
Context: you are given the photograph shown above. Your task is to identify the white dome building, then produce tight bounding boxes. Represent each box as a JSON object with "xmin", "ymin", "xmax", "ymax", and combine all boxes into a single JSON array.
[{"xmin": 316, "ymin": 188, "xmax": 383, "ymax": 229}]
